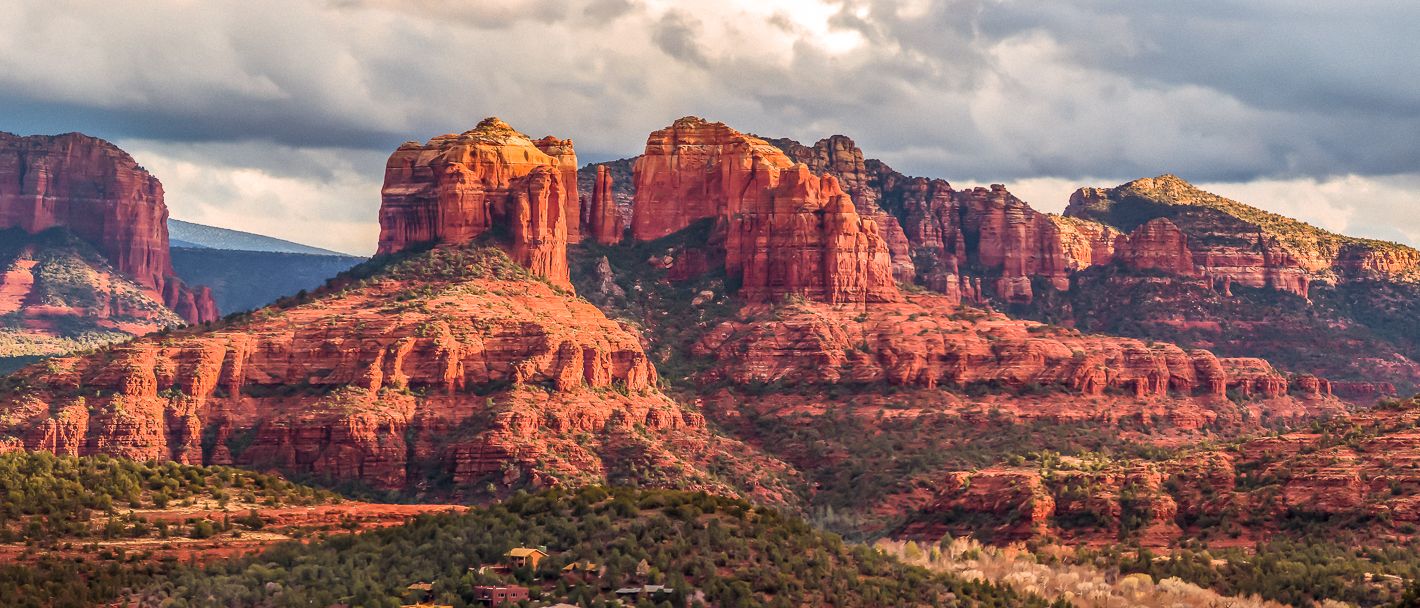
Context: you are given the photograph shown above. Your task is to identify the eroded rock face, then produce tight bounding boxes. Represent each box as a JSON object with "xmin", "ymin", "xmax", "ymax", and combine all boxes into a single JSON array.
[
  {"xmin": 0, "ymin": 247, "xmax": 794, "ymax": 500},
  {"xmin": 377, "ymin": 118, "xmax": 575, "ymax": 289},
  {"xmin": 695, "ymin": 293, "xmax": 1325, "ymax": 407},
  {"xmin": 0, "ymin": 132, "xmax": 217, "ymax": 326},
  {"xmin": 901, "ymin": 401, "xmax": 1420, "ymax": 546},
  {"xmin": 1065, "ymin": 174, "xmax": 1420, "ymax": 298},
  {"xmin": 767, "ymin": 135, "xmax": 916, "ymax": 283},
  {"xmin": 632, "ymin": 118, "xmax": 898, "ymax": 305},
  {"xmin": 586, "ymin": 165, "xmax": 623, "ymax": 245},
  {"xmin": 631, "ymin": 117, "xmax": 794, "ymax": 241}
]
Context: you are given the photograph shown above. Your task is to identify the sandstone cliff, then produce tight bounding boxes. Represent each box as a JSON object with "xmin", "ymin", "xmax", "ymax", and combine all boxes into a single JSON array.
[
  {"xmin": 631, "ymin": 118, "xmax": 898, "ymax": 305},
  {"xmin": 585, "ymin": 165, "xmax": 623, "ymax": 245},
  {"xmin": 900, "ymin": 398, "xmax": 1420, "ymax": 546},
  {"xmin": 1066, "ymin": 174, "xmax": 1420, "ymax": 297},
  {"xmin": 377, "ymin": 118, "xmax": 576, "ymax": 289},
  {"xmin": 0, "ymin": 132, "xmax": 217, "ymax": 335},
  {"xmin": 0, "ymin": 246, "xmax": 797, "ymax": 500}
]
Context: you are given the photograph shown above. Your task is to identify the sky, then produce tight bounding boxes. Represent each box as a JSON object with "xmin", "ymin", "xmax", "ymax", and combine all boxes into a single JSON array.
[{"xmin": 2, "ymin": 0, "xmax": 1418, "ymax": 256}]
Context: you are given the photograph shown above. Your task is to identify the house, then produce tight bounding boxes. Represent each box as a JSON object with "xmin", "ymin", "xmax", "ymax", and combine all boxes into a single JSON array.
[
  {"xmin": 560, "ymin": 560, "xmax": 602, "ymax": 579},
  {"xmin": 503, "ymin": 547, "xmax": 548, "ymax": 570},
  {"xmin": 472, "ymin": 585, "xmax": 529, "ymax": 606},
  {"xmin": 404, "ymin": 582, "xmax": 434, "ymax": 602}
]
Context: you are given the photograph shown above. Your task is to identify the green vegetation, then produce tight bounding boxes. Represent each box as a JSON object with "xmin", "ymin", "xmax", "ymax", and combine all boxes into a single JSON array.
[
  {"xmin": 131, "ymin": 487, "xmax": 1050, "ymax": 608},
  {"xmin": 570, "ymin": 218, "xmax": 740, "ymax": 388},
  {"xmin": 729, "ymin": 397, "xmax": 1178, "ymax": 538},
  {"xmin": 0, "ymin": 451, "xmax": 337, "ymax": 542},
  {"xmin": 0, "ymin": 557, "xmax": 170, "ymax": 608},
  {"xmin": 1087, "ymin": 538, "xmax": 1420, "ymax": 607}
]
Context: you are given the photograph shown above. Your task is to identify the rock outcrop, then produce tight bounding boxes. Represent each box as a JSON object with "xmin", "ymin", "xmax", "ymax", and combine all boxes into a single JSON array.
[
  {"xmin": 0, "ymin": 246, "xmax": 796, "ymax": 500},
  {"xmin": 695, "ymin": 292, "xmax": 1335, "ymax": 412},
  {"xmin": 900, "ymin": 399, "xmax": 1420, "ymax": 546},
  {"xmin": 585, "ymin": 165, "xmax": 623, "ymax": 245},
  {"xmin": 1065, "ymin": 174, "xmax": 1420, "ymax": 298},
  {"xmin": 0, "ymin": 132, "xmax": 217, "ymax": 327},
  {"xmin": 631, "ymin": 118, "xmax": 898, "ymax": 305},
  {"xmin": 767, "ymin": 135, "xmax": 916, "ymax": 283},
  {"xmin": 377, "ymin": 118, "xmax": 576, "ymax": 289},
  {"xmin": 532, "ymin": 135, "xmax": 581, "ymax": 244}
]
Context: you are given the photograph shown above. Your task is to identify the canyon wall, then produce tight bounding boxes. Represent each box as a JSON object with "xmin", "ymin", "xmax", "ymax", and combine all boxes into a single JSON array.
[{"xmin": 0, "ymin": 132, "xmax": 217, "ymax": 324}]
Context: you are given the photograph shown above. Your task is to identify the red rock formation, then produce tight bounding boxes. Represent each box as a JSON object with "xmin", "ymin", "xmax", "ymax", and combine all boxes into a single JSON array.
[
  {"xmin": 0, "ymin": 132, "xmax": 217, "ymax": 324},
  {"xmin": 767, "ymin": 135, "xmax": 916, "ymax": 283},
  {"xmin": 630, "ymin": 117, "xmax": 794, "ymax": 241},
  {"xmin": 724, "ymin": 164, "xmax": 899, "ymax": 304},
  {"xmin": 694, "ymin": 292, "xmax": 1339, "ymax": 413},
  {"xmin": 1064, "ymin": 175, "xmax": 1420, "ymax": 299},
  {"xmin": 1119, "ymin": 218, "xmax": 1196, "ymax": 275},
  {"xmin": 870, "ymin": 175, "xmax": 1126, "ymax": 304},
  {"xmin": 0, "ymin": 246, "xmax": 795, "ymax": 500},
  {"xmin": 586, "ymin": 165, "xmax": 623, "ymax": 245},
  {"xmin": 900, "ymin": 400, "xmax": 1420, "ymax": 546},
  {"xmin": 533, "ymin": 136, "xmax": 581, "ymax": 244},
  {"xmin": 900, "ymin": 469, "xmax": 1054, "ymax": 542},
  {"xmin": 377, "ymin": 118, "xmax": 574, "ymax": 289},
  {"xmin": 631, "ymin": 118, "xmax": 898, "ymax": 305}
]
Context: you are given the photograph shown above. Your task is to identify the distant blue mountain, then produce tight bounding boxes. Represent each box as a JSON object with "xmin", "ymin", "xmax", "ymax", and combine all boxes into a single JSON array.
[
  {"xmin": 167, "ymin": 219, "xmax": 353, "ymax": 256},
  {"xmin": 165, "ymin": 219, "xmax": 365, "ymax": 314}
]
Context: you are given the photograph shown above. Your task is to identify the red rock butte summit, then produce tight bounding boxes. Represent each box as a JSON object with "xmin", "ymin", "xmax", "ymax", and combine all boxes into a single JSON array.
[
  {"xmin": 0, "ymin": 132, "xmax": 217, "ymax": 323},
  {"xmin": 631, "ymin": 116, "xmax": 899, "ymax": 305},
  {"xmin": 377, "ymin": 117, "xmax": 578, "ymax": 289}
]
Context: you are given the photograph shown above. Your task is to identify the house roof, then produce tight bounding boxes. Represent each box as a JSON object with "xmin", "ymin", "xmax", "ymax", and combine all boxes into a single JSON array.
[
  {"xmin": 561, "ymin": 560, "xmax": 599, "ymax": 571},
  {"xmin": 504, "ymin": 547, "xmax": 547, "ymax": 558}
]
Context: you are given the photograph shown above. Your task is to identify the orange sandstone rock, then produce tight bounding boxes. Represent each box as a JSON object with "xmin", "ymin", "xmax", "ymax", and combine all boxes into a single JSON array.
[
  {"xmin": 632, "ymin": 118, "xmax": 899, "ymax": 305},
  {"xmin": 586, "ymin": 165, "xmax": 623, "ymax": 245},
  {"xmin": 377, "ymin": 118, "xmax": 575, "ymax": 289}
]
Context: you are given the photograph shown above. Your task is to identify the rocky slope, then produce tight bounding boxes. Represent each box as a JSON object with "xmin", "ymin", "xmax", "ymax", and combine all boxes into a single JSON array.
[
  {"xmin": 0, "ymin": 228, "xmax": 186, "ymax": 359},
  {"xmin": 0, "ymin": 245, "xmax": 795, "ymax": 500},
  {"xmin": 900, "ymin": 397, "xmax": 1420, "ymax": 547},
  {"xmin": 0, "ymin": 132, "xmax": 217, "ymax": 326}
]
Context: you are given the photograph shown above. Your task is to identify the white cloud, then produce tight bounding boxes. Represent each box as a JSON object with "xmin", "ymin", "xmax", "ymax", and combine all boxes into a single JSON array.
[
  {"xmin": 120, "ymin": 140, "xmax": 385, "ymax": 256},
  {"xmin": 2, "ymin": 1, "xmax": 1417, "ymax": 252}
]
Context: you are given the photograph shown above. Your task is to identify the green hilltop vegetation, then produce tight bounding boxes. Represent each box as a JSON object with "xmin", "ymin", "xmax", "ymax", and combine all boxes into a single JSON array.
[
  {"xmin": 0, "ymin": 451, "xmax": 342, "ymax": 608},
  {"xmin": 1074, "ymin": 175, "xmax": 1419, "ymax": 267},
  {"xmin": 0, "ymin": 451, "xmax": 338, "ymax": 543},
  {"xmin": 129, "ymin": 487, "xmax": 1053, "ymax": 608}
]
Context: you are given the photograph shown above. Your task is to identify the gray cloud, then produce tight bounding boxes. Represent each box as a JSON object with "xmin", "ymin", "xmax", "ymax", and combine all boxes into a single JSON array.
[
  {"xmin": 1, "ymin": 0, "xmax": 1417, "ymax": 250},
  {"xmin": 652, "ymin": 10, "xmax": 710, "ymax": 67}
]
